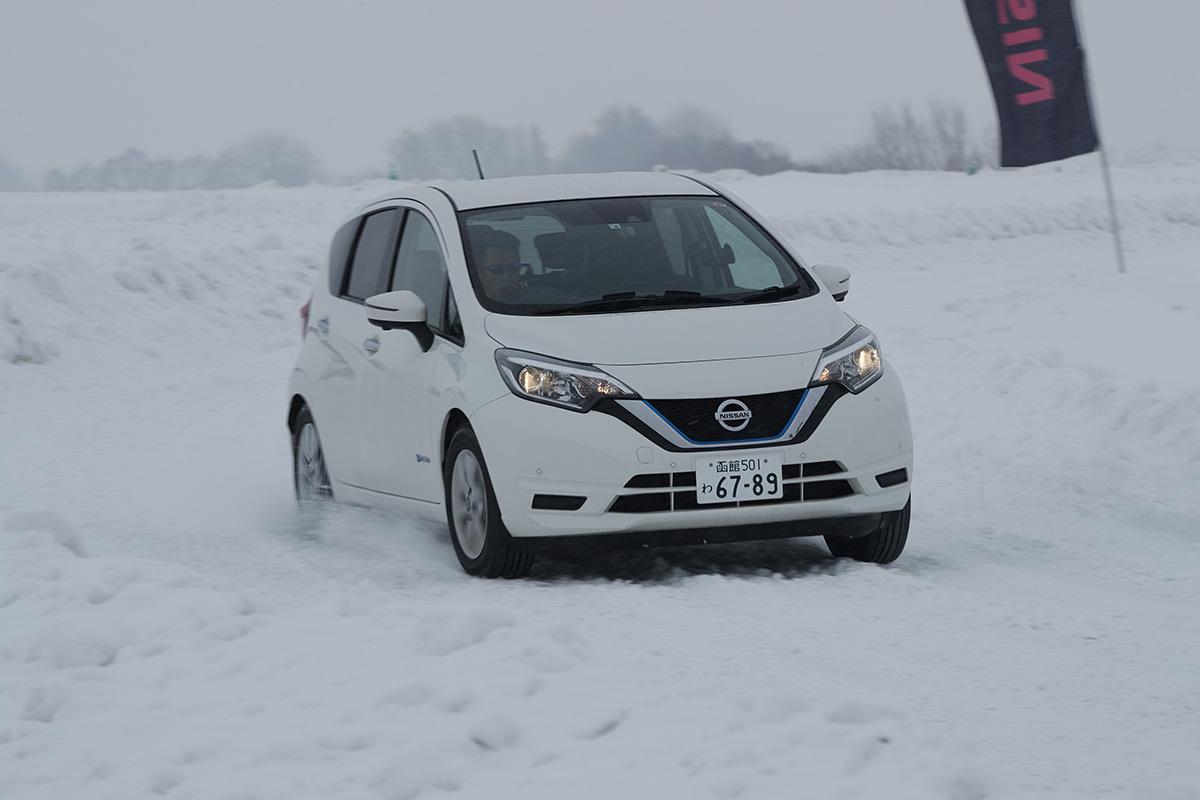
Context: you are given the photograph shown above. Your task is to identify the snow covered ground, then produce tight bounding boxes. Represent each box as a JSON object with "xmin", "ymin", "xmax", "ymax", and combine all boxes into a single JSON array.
[{"xmin": 2, "ymin": 157, "xmax": 1199, "ymax": 799}]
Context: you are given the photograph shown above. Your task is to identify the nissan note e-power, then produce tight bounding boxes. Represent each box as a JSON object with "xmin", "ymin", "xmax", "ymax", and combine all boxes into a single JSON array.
[{"xmin": 287, "ymin": 172, "xmax": 913, "ymax": 577}]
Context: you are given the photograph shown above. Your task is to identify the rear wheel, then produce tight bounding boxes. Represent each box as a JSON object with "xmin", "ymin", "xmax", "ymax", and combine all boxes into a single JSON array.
[
  {"xmin": 293, "ymin": 407, "xmax": 332, "ymax": 504},
  {"xmin": 825, "ymin": 498, "xmax": 910, "ymax": 563},
  {"xmin": 444, "ymin": 426, "xmax": 533, "ymax": 578}
]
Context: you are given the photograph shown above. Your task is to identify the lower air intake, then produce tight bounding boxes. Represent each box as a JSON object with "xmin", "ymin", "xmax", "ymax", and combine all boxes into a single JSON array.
[{"xmin": 531, "ymin": 494, "xmax": 586, "ymax": 511}]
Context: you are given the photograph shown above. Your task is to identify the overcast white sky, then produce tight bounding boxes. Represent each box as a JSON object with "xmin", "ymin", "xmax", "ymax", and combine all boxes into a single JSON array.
[{"xmin": 2, "ymin": 0, "xmax": 1198, "ymax": 175}]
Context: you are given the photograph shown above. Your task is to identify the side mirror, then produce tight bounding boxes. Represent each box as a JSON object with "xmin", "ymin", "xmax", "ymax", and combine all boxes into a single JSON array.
[
  {"xmin": 812, "ymin": 264, "xmax": 851, "ymax": 302},
  {"xmin": 365, "ymin": 290, "xmax": 432, "ymax": 350}
]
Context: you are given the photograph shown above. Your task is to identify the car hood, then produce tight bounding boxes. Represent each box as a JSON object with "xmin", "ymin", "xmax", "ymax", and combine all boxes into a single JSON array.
[{"xmin": 483, "ymin": 299, "xmax": 853, "ymax": 366}]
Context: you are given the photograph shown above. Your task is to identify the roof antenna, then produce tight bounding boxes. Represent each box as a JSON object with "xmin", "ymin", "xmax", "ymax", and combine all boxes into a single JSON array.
[{"xmin": 472, "ymin": 149, "xmax": 485, "ymax": 180}]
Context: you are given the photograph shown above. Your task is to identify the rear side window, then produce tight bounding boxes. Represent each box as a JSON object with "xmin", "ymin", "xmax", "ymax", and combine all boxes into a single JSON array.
[
  {"xmin": 390, "ymin": 211, "xmax": 448, "ymax": 329},
  {"xmin": 327, "ymin": 219, "xmax": 361, "ymax": 296},
  {"xmin": 344, "ymin": 209, "xmax": 402, "ymax": 301}
]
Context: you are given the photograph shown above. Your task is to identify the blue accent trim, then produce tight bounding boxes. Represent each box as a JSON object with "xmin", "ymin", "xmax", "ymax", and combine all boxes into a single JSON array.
[{"xmin": 642, "ymin": 390, "xmax": 810, "ymax": 446}]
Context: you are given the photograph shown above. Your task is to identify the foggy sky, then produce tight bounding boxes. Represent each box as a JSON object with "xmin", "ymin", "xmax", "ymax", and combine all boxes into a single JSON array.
[{"xmin": 2, "ymin": 0, "xmax": 1198, "ymax": 176}]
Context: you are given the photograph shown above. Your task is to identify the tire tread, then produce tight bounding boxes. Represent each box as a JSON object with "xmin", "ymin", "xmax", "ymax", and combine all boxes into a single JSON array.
[{"xmin": 825, "ymin": 498, "xmax": 910, "ymax": 564}]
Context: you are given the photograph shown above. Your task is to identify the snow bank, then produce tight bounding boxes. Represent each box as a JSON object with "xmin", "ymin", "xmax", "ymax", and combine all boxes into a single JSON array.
[{"xmin": 721, "ymin": 160, "xmax": 1200, "ymax": 246}]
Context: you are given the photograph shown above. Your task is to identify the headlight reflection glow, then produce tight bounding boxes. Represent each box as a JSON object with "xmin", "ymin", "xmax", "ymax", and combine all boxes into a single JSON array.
[
  {"xmin": 810, "ymin": 327, "xmax": 884, "ymax": 394},
  {"xmin": 498, "ymin": 350, "xmax": 639, "ymax": 412}
]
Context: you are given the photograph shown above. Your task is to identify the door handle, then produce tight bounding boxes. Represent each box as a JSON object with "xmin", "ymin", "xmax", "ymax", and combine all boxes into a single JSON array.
[
  {"xmin": 317, "ymin": 316, "xmax": 330, "ymax": 336},
  {"xmin": 363, "ymin": 335, "xmax": 380, "ymax": 355}
]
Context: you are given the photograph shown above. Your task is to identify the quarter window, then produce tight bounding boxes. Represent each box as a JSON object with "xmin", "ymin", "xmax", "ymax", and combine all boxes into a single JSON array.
[
  {"xmin": 344, "ymin": 209, "xmax": 402, "ymax": 301},
  {"xmin": 704, "ymin": 206, "xmax": 785, "ymax": 289},
  {"xmin": 391, "ymin": 211, "xmax": 448, "ymax": 330},
  {"xmin": 444, "ymin": 287, "xmax": 463, "ymax": 340}
]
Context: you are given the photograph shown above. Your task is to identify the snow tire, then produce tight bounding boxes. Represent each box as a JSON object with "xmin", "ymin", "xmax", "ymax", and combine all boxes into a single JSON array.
[
  {"xmin": 825, "ymin": 497, "xmax": 910, "ymax": 564},
  {"xmin": 444, "ymin": 426, "xmax": 534, "ymax": 579}
]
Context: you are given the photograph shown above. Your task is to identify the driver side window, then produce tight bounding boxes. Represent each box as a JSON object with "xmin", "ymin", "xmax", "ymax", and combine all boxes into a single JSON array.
[{"xmin": 391, "ymin": 210, "xmax": 448, "ymax": 330}]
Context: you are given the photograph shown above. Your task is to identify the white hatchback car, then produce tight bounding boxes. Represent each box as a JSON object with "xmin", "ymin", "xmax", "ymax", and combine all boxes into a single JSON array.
[{"xmin": 288, "ymin": 172, "xmax": 913, "ymax": 577}]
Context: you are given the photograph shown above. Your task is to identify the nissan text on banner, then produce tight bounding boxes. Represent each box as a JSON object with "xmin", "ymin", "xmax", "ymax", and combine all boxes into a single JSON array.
[{"xmin": 964, "ymin": 0, "xmax": 1099, "ymax": 167}]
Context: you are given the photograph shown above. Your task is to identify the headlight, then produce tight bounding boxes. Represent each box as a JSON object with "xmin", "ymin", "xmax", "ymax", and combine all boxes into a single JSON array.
[
  {"xmin": 809, "ymin": 326, "xmax": 883, "ymax": 393},
  {"xmin": 495, "ymin": 349, "xmax": 639, "ymax": 412}
]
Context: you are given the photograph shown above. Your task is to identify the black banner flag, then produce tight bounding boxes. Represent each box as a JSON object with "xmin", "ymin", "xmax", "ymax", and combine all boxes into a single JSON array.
[{"xmin": 964, "ymin": 0, "xmax": 1099, "ymax": 167}]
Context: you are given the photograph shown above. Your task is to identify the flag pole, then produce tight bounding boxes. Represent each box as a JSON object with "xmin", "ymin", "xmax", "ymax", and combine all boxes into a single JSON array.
[
  {"xmin": 1074, "ymin": 0, "xmax": 1127, "ymax": 274},
  {"xmin": 1095, "ymin": 141, "xmax": 1126, "ymax": 274}
]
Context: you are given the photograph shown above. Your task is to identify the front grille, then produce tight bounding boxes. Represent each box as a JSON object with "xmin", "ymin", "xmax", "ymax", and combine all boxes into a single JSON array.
[
  {"xmin": 609, "ymin": 462, "xmax": 853, "ymax": 514},
  {"xmin": 644, "ymin": 388, "xmax": 807, "ymax": 444},
  {"xmin": 667, "ymin": 461, "xmax": 841, "ymax": 486},
  {"xmin": 623, "ymin": 473, "xmax": 670, "ymax": 489},
  {"xmin": 609, "ymin": 493, "xmax": 672, "ymax": 513},
  {"xmin": 802, "ymin": 480, "xmax": 854, "ymax": 500}
]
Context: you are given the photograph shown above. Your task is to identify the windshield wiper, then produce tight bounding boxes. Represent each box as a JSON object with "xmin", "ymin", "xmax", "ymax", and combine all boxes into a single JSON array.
[
  {"xmin": 530, "ymin": 290, "xmax": 733, "ymax": 316},
  {"xmin": 733, "ymin": 285, "xmax": 805, "ymax": 305}
]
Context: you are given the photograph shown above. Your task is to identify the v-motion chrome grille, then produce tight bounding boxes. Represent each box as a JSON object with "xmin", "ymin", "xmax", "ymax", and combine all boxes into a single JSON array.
[{"xmin": 610, "ymin": 385, "xmax": 829, "ymax": 450}]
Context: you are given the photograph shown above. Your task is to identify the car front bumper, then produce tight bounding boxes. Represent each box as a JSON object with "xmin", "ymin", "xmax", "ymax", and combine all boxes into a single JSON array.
[{"xmin": 470, "ymin": 366, "xmax": 913, "ymax": 540}]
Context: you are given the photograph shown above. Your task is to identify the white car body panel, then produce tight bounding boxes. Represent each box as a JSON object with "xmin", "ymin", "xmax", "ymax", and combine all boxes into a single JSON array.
[
  {"xmin": 295, "ymin": 288, "xmax": 363, "ymax": 486},
  {"xmin": 288, "ymin": 171, "xmax": 913, "ymax": 546},
  {"xmin": 482, "ymin": 300, "xmax": 852, "ymax": 366},
  {"xmin": 596, "ymin": 351, "xmax": 824, "ymax": 404},
  {"xmin": 359, "ymin": 325, "xmax": 437, "ymax": 500},
  {"xmin": 470, "ymin": 364, "xmax": 911, "ymax": 537}
]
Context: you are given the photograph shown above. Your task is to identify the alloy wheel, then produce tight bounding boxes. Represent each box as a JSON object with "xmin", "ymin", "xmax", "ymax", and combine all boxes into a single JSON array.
[
  {"xmin": 295, "ymin": 421, "xmax": 331, "ymax": 502},
  {"xmin": 450, "ymin": 449, "xmax": 488, "ymax": 559}
]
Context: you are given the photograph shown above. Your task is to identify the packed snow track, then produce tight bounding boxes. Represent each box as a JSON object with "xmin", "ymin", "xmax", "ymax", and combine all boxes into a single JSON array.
[{"xmin": 2, "ymin": 160, "xmax": 1199, "ymax": 798}]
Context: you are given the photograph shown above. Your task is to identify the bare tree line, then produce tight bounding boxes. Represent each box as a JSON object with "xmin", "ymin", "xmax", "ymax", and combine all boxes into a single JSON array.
[
  {"xmin": 1, "ymin": 101, "xmax": 994, "ymax": 191},
  {"xmin": 807, "ymin": 101, "xmax": 997, "ymax": 173},
  {"xmin": 386, "ymin": 106, "xmax": 800, "ymax": 181},
  {"xmin": 39, "ymin": 133, "xmax": 320, "ymax": 191},
  {"xmin": 0, "ymin": 153, "xmax": 29, "ymax": 190}
]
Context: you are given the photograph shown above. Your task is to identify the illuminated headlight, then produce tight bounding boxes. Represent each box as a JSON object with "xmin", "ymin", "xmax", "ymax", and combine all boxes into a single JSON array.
[
  {"xmin": 809, "ymin": 326, "xmax": 883, "ymax": 393},
  {"xmin": 495, "ymin": 349, "xmax": 638, "ymax": 412}
]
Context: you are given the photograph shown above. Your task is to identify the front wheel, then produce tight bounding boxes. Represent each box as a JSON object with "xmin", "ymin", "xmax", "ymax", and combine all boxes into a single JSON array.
[
  {"xmin": 444, "ymin": 427, "xmax": 533, "ymax": 578},
  {"xmin": 825, "ymin": 498, "xmax": 910, "ymax": 563}
]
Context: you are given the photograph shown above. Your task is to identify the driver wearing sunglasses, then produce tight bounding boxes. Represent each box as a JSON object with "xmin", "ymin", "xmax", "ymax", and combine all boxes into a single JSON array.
[{"xmin": 472, "ymin": 228, "xmax": 528, "ymax": 299}]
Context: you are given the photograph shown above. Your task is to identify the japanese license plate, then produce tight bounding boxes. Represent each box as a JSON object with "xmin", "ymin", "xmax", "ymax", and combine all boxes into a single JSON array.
[{"xmin": 694, "ymin": 452, "xmax": 783, "ymax": 505}]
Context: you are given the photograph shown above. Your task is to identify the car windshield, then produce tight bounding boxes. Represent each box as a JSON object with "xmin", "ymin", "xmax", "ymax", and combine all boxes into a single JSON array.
[{"xmin": 459, "ymin": 195, "xmax": 817, "ymax": 315}]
